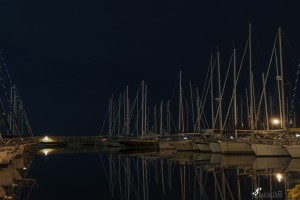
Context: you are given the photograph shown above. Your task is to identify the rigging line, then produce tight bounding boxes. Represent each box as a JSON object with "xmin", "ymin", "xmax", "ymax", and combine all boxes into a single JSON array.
[
  {"xmin": 201, "ymin": 110, "xmax": 209, "ymax": 130},
  {"xmin": 99, "ymin": 106, "xmax": 109, "ymax": 135},
  {"xmin": 213, "ymin": 53, "xmax": 233, "ymax": 129},
  {"xmin": 0, "ymin": 59, "xmax": 27, "ymax": 136},
  {"xmin": 0, "ymin": 71, "xmax": 22, "ymax": 136},
  {"xmin": 195, "ymin": 58, "xmax": 214, "ymax": 132},
  {"xmin": 289, "ymin": 60, "xmax": 300, "ymax": 126},
  {"xmin": 282, "ymin": 32, "xmax": 298, "ymax": 63},
  {"xmin": 198, "ymin": 57, "xmax": 217, "ymax": 131},
  {"xmin": 254, "ymin": 32, "xmax": 279, "ymax": 127},
  {"xmin": 222, "ymin": 41, "xmax": 249, "ymax": 131}
]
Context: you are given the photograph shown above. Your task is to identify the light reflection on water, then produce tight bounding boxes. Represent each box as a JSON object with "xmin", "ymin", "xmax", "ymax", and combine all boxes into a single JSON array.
[{"xmin": 5, "ymin": 148, "xmax": 300, "ymax": 199}]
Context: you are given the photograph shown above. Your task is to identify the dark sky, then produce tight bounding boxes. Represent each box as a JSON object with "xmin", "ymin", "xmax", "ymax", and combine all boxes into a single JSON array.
[{"xmin": 0, "ymin": 0, "xmax": 300, "ymax": 136}]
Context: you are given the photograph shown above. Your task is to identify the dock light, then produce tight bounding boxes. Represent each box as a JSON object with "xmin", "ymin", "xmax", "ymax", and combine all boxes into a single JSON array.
[
  {"xmin": 276, "ymin": 173, "xmax": 283, "ymax": 182},
  {"xmin": 272, "ymin": 118, "xmax": 280, "ymax": 125},
  {"xmin": 43, "ymin": 136, "xmax": 49, "ymax": 142},
  {"xmin": 5, "ymin": 195, "xmax": 14, "ymax": 199}
]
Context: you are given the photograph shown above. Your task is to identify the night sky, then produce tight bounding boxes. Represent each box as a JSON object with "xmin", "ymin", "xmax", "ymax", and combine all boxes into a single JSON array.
[{"xmin": 0, "ymin": 0, "xmax": 300, "ymax": 136}]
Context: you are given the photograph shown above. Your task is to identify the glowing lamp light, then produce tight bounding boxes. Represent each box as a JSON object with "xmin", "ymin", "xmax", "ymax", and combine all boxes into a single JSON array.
[
  {"xmin": 23, "ymin": 167, "xmax": 27, "ymax": 170},
  {"xmin": 271, "ymin": 118, "xmax": 280, "ymax": 125},
  {"xmin": 183, "ymin": 137, "xmax": 188, "ymax": 140},
  {"xmin": 5, "ymin": 195, "xmax": 14, "ymax": 199},
  {"xmin": 296, "ymin": 134, "xmax": 300, "ymax": 138},
  {"xmin": 276, "ymin": 173, "xmax": 283, "ymax": 182},
  {"xmin": 43, "ymin": 136, "xmax": 49, "ymax": 142}
]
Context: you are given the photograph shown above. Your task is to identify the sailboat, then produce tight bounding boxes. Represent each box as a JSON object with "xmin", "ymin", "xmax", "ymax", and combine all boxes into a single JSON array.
[
  {"xmin": 286, "ymin": 144, "xmax": 300, "ymax": 157},
  {"xmin": 217, "ymin": 24, "xmax": 256, "ymax": 154},
  {"xmin": 250, "ymin": 27, "xmax": 292, "ymax": 156},
  {"xmin": 169, "ymin": 71, "xmax": 194, "ymax": 151}
]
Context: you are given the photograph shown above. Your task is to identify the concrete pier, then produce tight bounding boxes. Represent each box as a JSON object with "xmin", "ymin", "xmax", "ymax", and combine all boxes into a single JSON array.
[{"xmin": 36, "ymin": 136, "xmax": 106, "ymax": 148}]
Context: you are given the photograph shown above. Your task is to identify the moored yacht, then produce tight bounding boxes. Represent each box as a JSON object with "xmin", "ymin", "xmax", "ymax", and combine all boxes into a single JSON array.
[
  {"xmin": 158, "ymin": 139, "xmax": 175, "ymax": 150},
  {"xmin": 285, "ymin": 144, "xmax": 300, "ymax": 158},
  {"xmin": 251, "ymin": 140, "xmax": 289, "ymax": 156},
  {"xmin": 220, "ymin": 139, "xmax": 254, "ymax": 154},
  {"xmin": 172, "ymin": 139, "xmax": 193, "ymax": 151},
  {"xmin": 193, "ymin": 141, "xmax": 211, "ymax": 152},
  {"xmin": 209, "ymin": 141, "xmax": 222, "ymax": 153}
]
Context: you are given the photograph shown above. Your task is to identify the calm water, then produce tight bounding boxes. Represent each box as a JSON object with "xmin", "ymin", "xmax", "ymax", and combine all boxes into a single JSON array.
[{"xmin": 2, "ymin": 147, "xmax": 299, "ymax": 200}]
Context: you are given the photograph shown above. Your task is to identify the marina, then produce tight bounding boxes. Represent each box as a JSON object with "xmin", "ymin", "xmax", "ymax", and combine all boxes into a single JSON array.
[{"xmin": 1, "ymin": 0, "xmax": 300, "ymax": 199}]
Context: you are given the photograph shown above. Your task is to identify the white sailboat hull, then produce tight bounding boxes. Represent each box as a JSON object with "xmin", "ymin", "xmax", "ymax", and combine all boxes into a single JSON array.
[
  {"xmin": 286, "ymin": 145, "xmax": 300, "ymax": 158},
  {"xmin": 193, "ymin": 142, "xmax": 211, "ymax": 152},
  {"xmin": 209, "ymin": 142, "xmax": 221, "ymax": 153},
  {"xmin": 158, "ymin": 141, "xmax": 175, "ymax": 150},
  {"xmin": 172, "ymin": 140, "xmax": 193, "ymax": 151},
  {"xmin": 251, "ymin": 143, "xmax": 289, "ymax": 156},
  {"xmin": 220, "ymin": 141, "xmax": 253, "ymax": 154}
]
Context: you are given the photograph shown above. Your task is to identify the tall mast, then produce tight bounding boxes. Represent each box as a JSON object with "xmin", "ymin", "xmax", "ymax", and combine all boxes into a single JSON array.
[
  {"xmin": 178, "ymin": 71, "xmax": 184, "ymax": 132},
  {"xmin": 217, "ymin": 51, "xmax": 223, "ymax": 133},
  {"xmin": 141, "ymin": 81, "xmax": 144, "ymax": 137},
  {"xmin": 279, "ymin": 27, "xmax": 286, "ymax": 129},
  {"xmin": 145, "ymin": 84, "xmax": 148, "ymax": 135},
  {"xmin": 262, "ymin": 73, "xmax": 269, "ymax": 130},
  {"xmin": 210, "ymin": 54, "xmax": 215, "ymax": 131},
  {"xmin": 154, "ymin": 105, "xmax": 157, "ymax": 134},
  {"xmin": 233, "ymin": 48, "xmax": 238, "ymax": 137},
  {"xmin": 160, "ymin": 101, "xmax": 163, "ymax": 134},
  {"xmin": 274, "ymin": 49, "xmax": 283, "ymax": 127},
  {"xmin": 167, "ymin": 100, "xmax": 170, "ymax": 133},
  {"xmin": 249, "ymin": 23, "xmax": 254, "ymax": 135},
  {"xmin": 118, "ymin": 93, "xmax": 121, "ymax": 136},
  {"xmin": 126, "ymin": 86, "xmax": 129, "ymax": 136},
  {"xmin": 136, "ymin": 91, "xmax": 139, "ymax": 136},
  {"xmin": 189, "ymin": 82, "xmax": 195, "ymax": 129},
  {"xmin": 196, "ymin": 88, "xmax": 200, "ymax": 133}
]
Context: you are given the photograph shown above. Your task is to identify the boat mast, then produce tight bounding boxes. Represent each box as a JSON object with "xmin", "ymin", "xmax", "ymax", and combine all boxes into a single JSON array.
[
  {"xmin": 274, "ymin": 48, "xmax": 283, "ymax": 128},
  {"xmin": 189, "ymin": 82, "xmax": 195, "ymax": 130},
  {"xmin": 178, "ymin": 71, "xmax": 184, "ymax": 133},
  {"xmin": 249, "ymin": 23, "xmax": 254, "ymax": 135},
  {"xmin": 145, "ymin": 84, "xmax": 148, "ymax": 135},
  {"xmin": 141, "ymin": 81, "xmax": 144, "ymax": 138},
  {"xmin": 154, "ymin": 105, "xmax": 157, "ymax": 134},
  {"xmin": 217, "ymin": 51, "xmax": 223, "ymax": 133},
  {"xmin": 210, "ymin": 54, "xmax": 215, "ymax": 132},
  {"xmin": 160, "ymin": 101, "xmax": 163, "ymax": 135},
  {"xmin": 233, "ymin": 48, "xmax": 238, "ymax": 137},
  {"xmin": 118, "ymin": 93, "xmax": 121, "ymax": 136},
  {"xmin": 279, "ymin": 27, "xmax": 286, "ymax": 130},
  {"xmin": 262, "ymin": 73, "xmax": 269, "ymax": 130},
  {"xmin": 167, "ymin": 100, "xmax": 170, "ymax": 133},
  {"xmin": 126, "ymin": 86, "xmax": 129, "ymax": 136},
  {"xmin": 196, "ymin": 88, "xmax": 200, "ymax": 133}
]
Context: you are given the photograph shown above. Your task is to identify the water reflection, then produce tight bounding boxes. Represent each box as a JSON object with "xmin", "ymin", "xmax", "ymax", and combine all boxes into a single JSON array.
[
  {"xmin": 0, "ymin": 149, "xmax": 36, "ymax": 199},
  {"xmin": 13, "ymin": 147, "xmax": 300, "ymax": 200},
  {"xmin": 99, "ymin": 150, "xmax": 299, "ymax": 200}
]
